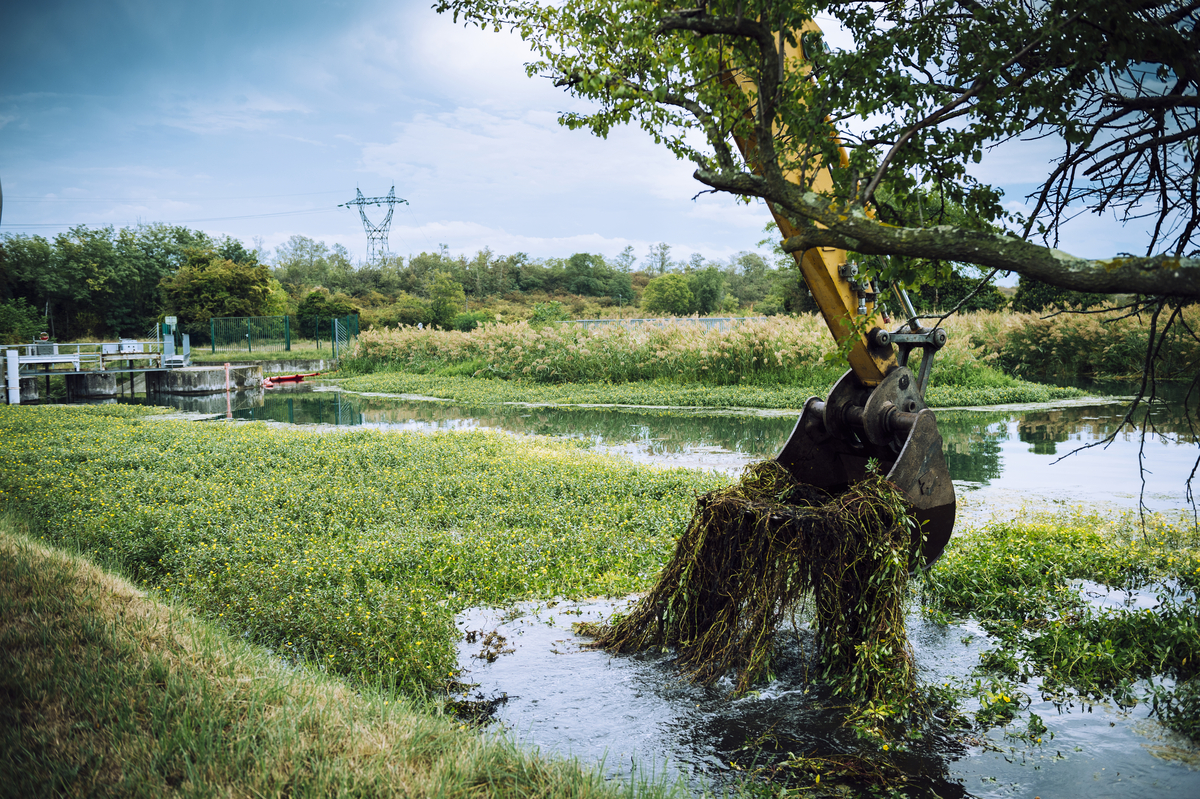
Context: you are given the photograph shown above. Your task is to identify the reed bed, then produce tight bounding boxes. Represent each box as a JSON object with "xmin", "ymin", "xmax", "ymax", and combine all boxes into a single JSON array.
[
  {"xmin": 940, "ymin": 304, "xmax": 1200, "ymax": 381},
  {"xmin": 351, "ymin": 307, "xmax": 1199, "ymax": 389},
  {"xmin": 350, "ymin": 315, "xmax": 1035, "ymax": 390},
  {"xmin": 351, "ymin": 316, "xmax": 837, "ymax": 386}
]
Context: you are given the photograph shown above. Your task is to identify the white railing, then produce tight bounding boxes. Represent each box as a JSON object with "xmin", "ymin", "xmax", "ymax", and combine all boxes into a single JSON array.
[
  {"xmin": 4, "ymin": 336, "xmax": 191, "ymax": 404},
  {"xmin": 12, "ymin": 339, "xmax": 166, "ymax": 372}
]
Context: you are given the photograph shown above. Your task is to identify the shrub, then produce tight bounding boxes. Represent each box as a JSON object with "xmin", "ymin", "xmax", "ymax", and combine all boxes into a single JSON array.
[
  {"xmin": 451, "ymin": 311, "xmax": 494, "ymax": 332},
  {"xmin": 641, "ymin": 274, "xmax": 693, "ymax": 316},
  {"xmin": 528, "ymin": 301, "xmax": 571, "ymax": 326},
  {"xmin": 361, "ymin": 293, "xmax": 430, "ymax": 329},
  {"xmin": 0, "ymin": 297, "xmax": 44, "ymax": 344},
  {"xmin": 427, "ymin": 273, "xmax": 466, "ymax": 330},
  {"xmin": 943, "ymin": 305, "xmax": 1200, "ymax": 380}
]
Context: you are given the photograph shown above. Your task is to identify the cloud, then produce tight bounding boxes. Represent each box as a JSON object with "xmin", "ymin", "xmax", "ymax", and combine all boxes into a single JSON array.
[
  {"xmin": 360, "ymin": 106, "xmax": 696, "ymax": 203},
  {"xmin": 159, "ymin": 92, "xmax": 311, "ymax": 134},
  {"xmin": 684, "ymin": 197, "xmax": 772, "ymax": 232}
]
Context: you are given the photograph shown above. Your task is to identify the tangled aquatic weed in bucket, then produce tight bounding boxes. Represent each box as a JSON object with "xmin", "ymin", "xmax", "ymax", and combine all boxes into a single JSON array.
[{"xmin": 583, "ymin": 461, "xmax": 917, "ymax": 708}]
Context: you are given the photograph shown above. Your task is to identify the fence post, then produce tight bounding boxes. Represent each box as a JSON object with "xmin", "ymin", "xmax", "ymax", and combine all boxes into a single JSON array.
[
  {"xmin": 6, "ymin": 350, "xmax": 19, "ymax": 406},
  {"xmin": 211, "ymin": 318, "xmax": 216, "ymax": 354},
  {"xmin": 246, "ymin": 318, "xmax": 252, "ymax": 354},
  {"xmin": 285, "ymin": 315, "xmax": 291, "ymax": 352}
]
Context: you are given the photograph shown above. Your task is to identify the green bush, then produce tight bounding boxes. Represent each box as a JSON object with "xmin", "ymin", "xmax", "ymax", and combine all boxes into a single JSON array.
[
  {"xmin": 1011, "ymin": 274, "xmax": 1109, "ymax": 312},
  {"xmin": 528, "ymin": 301, "xmax": 571, "ymax": 326},
  {"xmin": 641, "ymin": 274, "xmax": 693, "ymax": 316},
  {"xmin": 452, "ymin": 310, "xmax": 495, "ymax": 332},
  {"xmin": 362, "ymin": 293, "xmax": 430, "ymax": 329},
  {"xmin": 427, "ymin": 273, "xmax": 467, "ymax": 330},
  {"xmin": 0, "ymin": 297, "xmax": 44, "ymax": 344}
]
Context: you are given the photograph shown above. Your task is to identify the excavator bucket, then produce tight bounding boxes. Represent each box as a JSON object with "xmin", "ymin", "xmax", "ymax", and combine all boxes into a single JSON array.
[{"xmin": 775, "ymin": 367, "xmax": 956, "ymax": 568}]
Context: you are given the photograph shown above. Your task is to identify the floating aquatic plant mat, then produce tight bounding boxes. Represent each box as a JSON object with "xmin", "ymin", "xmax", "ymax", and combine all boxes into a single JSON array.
[{"xmin": 584, "ymin": 461, "xmax": 917, "ymax": 704}]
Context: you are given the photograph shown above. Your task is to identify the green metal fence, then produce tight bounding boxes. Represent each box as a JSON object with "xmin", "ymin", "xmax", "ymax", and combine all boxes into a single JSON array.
[{"xmin": 208, "ymin": 314, "xmax": 359, "ymax": 355}]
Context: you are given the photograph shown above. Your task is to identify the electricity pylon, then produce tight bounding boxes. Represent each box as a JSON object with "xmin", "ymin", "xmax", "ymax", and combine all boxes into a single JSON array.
[{"xmin": 340, "ymin": 186, "xmax": 407, "ymax": 264}]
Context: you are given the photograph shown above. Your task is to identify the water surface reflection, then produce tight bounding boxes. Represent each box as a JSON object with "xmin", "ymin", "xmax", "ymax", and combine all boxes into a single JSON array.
[{"xmin": 143, "ymin": 383, "xmax": 1198, "ymax": 513}]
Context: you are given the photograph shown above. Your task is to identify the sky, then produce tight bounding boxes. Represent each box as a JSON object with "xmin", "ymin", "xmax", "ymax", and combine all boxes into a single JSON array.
[{"xmin": 0, "ymin": 0, "xmax": 1152, "ymax": 275}]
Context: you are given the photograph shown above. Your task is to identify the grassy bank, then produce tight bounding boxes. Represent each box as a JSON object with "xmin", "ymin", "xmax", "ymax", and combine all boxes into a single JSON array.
[
  {"xmin": 0, "ymin": 405, "xmax": 722, "ymax": 693},
  {"xmin": 0, "ymin": 516, "xmax": 684, "ymax": 799},
  {"xmin": 336, "ymin": 371, "xmax": 1084, "ymax": 409}
]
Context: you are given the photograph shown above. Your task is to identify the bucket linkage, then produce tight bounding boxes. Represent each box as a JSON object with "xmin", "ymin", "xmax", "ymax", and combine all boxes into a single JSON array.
[{"xmin": 776, "ymin": 363, "xmax": 956, "ymax": 568}]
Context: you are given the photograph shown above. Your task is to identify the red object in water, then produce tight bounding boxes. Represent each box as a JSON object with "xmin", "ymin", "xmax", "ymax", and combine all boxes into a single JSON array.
[{"xmin": 270, "ymin": 371, "xmax": 320, "ymax": 383}]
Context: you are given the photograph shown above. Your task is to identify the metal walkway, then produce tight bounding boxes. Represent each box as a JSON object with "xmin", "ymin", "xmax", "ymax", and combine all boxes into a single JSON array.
[{"xmin": 4, "ymin": 335, "xmax": 192, "ymax": 404}]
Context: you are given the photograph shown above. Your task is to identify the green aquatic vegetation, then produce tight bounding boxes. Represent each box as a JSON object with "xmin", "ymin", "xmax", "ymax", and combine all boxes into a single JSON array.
[
  {"xmin": 924, "ymin": 382, "xmax": 1085, "ymax": 407},
  {"xmin": 584, "ymin": 462, "xmax": 917, "ymax": 708},
  {"xmin": 337, "ymin": 371, "xmax": 1083, "ymax": 410},
  {"xmin": 0, "ymin": 405, "xmax": 723, "ymax": 694},
  {"xmin": 339, "ymin": 372, "xmax": 826, "ymax": 408},
  {"xmin": 922, "ymin": 510, "xmax": 1200, "ymax": 737}
]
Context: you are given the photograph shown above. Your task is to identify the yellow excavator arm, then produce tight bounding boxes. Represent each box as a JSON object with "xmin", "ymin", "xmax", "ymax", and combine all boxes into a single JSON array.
[
  {"xmin": 728, "ymin": 20, "xmax": 896, "ymax": 387},
  {"xmin": 732, "ymin": 20, "xmax": 956, "ymax": 566}
]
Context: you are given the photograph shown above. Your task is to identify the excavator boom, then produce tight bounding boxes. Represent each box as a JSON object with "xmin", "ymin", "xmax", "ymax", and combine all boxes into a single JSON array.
[{"xmin": 734, "ymin": 20, "xmax": 956, "ymax": 567}]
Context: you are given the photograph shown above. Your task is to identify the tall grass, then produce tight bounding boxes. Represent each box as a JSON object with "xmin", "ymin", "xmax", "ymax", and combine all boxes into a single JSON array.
[
  {"xmin": 348, "ymin": 315, "xmax": 1051, "ymax": 392},
  {"xmin": 351, "ymin": 307, "xmax": 1200, "ymax": 388},
  {"xmin": 942, "ymin": 305, "xmax": 1200, "ymax": 381},
  {"xmin": 349, "ymin": 317, "xmax": 839, "ymax": 386}
]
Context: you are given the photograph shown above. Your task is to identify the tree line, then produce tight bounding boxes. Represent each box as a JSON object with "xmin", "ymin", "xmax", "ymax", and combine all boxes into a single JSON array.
[{"xmin": 2, "ymin": 221, "xmax": 1079, "ymax": 343}]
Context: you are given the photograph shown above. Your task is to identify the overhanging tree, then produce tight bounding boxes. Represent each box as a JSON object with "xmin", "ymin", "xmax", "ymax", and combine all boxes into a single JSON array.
[
  {"xmin": 436, "ymin": 0, "xmax": 1198, "ymax": 296},
  {"xmin": 436, "ymin": 0, "xmax": 1199, "ymax": 502}
]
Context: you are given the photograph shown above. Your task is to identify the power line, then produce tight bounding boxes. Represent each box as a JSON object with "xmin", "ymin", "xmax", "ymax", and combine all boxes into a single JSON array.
[{"xmin": 339, "ymin": 186, "xmax": 407, "ymax": 265}]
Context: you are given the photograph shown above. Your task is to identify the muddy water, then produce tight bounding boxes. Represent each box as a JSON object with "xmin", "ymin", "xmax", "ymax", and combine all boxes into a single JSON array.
[{"xmin": 456, "ymin": 596, "xmax": 1200, "ymax": 798}]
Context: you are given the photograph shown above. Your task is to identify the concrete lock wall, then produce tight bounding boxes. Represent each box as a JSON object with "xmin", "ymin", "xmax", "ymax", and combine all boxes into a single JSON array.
[
  {"xmin": 250, "ymin": 359, "xmax": 332, "ymax": 375},
  {"xmin": 66, "ymin": 373, "xmax": 118, "ymax": 400},
  {"xmin": 147, "ymin": 365, "xmax": 263, "ymax": 395},
  {"xmin": 19, "ymin": 378, "xmax": 38, "ymax": 403}
]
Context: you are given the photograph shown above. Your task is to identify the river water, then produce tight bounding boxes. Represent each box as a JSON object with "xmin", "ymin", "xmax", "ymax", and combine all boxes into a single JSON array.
[
  {"xmin": 148, "ymin": 381, "xmax": 1197, "ymax": 517},
  {"xmin": 132, "ymin": 381, "xmax": 1200, "ymax": 797}
]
